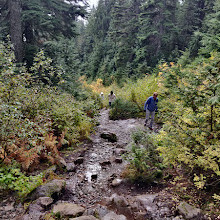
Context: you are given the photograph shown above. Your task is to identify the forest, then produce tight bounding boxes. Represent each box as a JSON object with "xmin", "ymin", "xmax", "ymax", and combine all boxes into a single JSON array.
[{"xmin": 0, "ymin": 0, "xmax": 220, "ymax": 219}]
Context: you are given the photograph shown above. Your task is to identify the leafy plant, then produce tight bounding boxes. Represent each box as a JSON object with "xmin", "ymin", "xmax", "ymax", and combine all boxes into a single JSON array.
[
  {"xmin": 0, "ymin": 164, "xmax": 43, "ymax": 198},
  {"xmin": 109, "ymin": 98, "xmax": 140, "ymax": 120},
  {"xmin": 123, "ymin": 129, "xmax": 164, "ymax": 183}
]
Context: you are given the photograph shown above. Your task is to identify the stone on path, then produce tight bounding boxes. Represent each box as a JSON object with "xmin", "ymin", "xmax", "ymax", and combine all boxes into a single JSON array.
[
  {"xmin": 102, "ymin": 211, "xmax": 127, "ymax": 220},
  {"xmin": 111, "ymin": 178, "xmax": 123, "ymax": 187},
  {"xmin": 114, "ymin": 157, "xmax": 123, "ymax": 163},
  {"xmin": 66, "ymin": 162, "xmax": 76, "ymax": 172},
  {"xmin": 114, "ymin": 148, "xmax": 127, "ymax": 156},
  {"xmin": 70, "ymin": 216, "xmax": 98, "ymax": 220},
  {"xmin": 100, "ymin": 132, "xmax": 117, "ymax": 142},
  {"xmin": 177, "ymin": 202, "xmax": 202, "ymax": 219},
  {"xmin": 53, "ymin": 203, "xmax": 85, "ymax": 217},
  {"xmin": 74, "ymin": 157, "xmax": 84, "ymax": 165}
]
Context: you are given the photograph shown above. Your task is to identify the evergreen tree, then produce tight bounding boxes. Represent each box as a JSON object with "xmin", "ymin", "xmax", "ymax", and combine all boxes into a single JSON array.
[{"xmin": 136, "ymin": 0, "xmax": 179, "ymax": 69}]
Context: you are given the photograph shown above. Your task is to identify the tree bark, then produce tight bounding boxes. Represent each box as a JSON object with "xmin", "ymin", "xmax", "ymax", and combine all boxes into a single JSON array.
[{"xmin": 8, "ymin": 0, "xmax": 23, "ymax": 63}]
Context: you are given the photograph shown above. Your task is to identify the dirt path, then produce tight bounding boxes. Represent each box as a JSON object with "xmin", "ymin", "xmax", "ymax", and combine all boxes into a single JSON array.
[{"xmin": 62, "ymin": 109, "xmax": 150, "ymax": 206}]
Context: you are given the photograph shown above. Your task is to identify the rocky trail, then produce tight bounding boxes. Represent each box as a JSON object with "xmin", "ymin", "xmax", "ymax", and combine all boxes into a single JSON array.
[{"xmin": 0, "ymin": 109, "xmax": 209, "ymax": 220}]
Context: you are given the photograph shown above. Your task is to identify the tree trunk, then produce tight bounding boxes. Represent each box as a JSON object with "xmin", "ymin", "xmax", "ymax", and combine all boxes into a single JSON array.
[{"xmin": 8, "ymin": 0, "xmax": 23, "ymax": 63}]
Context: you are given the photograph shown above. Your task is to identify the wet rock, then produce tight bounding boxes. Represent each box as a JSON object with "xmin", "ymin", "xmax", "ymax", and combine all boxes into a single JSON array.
[
  {"xmin": 36, "ymin": 197, "xmax": 53, "ymax": 207},
  {"xmin": 70, "ymin": 216, "xmax": 98, "ymax": 220},
  {"xmin": 52, "ymin": 203, "xmax": 85, "ymax": 217},
  {"xmin": 74, "ymin": 157, "xmax": 84, "ymax": 165},
  {"xmin": 100, "ymin": 161, "xmax": 111, "ymax": 167},
  {"xmin": 111, "ymin": 178, "xmax": 123, "ymax": 187},
  {"xmin": 115, "ymin": 157, "xmax": 123, "ymax": 163},
  {"xmin": 177, "ymin": 202, "xmax": 202, "ymax": 219},
  {"xmin": 102, "ymin": 211, "xmax": 127, "ymax": 220},
  {"xmin": 114, "ymin": 148, "xmax": 127, "ymax": 156},
  {"xmin": 66, "ymin": 163, "xmax": 76, "ymax": 172},
  {"xmin": 28, "ymin": 179, "xmax": 66, "ymax": 200},
  {"xmin": 91, "ymin": 174, "xmax": 98, "ymax": 180},
  {"xmin": 100, "ymin": 132, "xmax": 117, "ymax": 143}
]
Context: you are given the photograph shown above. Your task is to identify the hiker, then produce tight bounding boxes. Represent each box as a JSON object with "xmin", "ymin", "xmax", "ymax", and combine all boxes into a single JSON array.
[
  {"xmin": 144, "ymin": 92, "xmax": 158, "ymax": 130},
  {"xmin": 100, "ymin": 92, "xmax": 104, "ymax": 100},
  {"xmin": 108, "ymin": 91, "xmax": 116, "ymax": 107}
]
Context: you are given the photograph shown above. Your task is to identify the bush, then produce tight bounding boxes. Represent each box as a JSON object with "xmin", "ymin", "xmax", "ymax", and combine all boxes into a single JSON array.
[
  {"xmin": 109, "ymin": 98, "xmax": 140, "ymax": 120},
  {"xmin": 0, "ymin": 42, "xmax": 97, "ymax": 171},
  {"xmin": 123, "ymin": 129, "xmax": 164, "ymax": 183},
  {"xmin": 0, "ymin": 163, "xmax": 43, "ymax": 198}
]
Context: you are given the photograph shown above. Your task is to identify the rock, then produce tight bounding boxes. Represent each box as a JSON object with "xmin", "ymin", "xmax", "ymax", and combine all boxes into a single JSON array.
[
  {"xmin": 102, "ymin": 211, "xmax": 127, "ymax": 220},
  {"xmin": 177, "ymin": 202, "xmax": 202, "ymax": 219},
  {"xmin": 70, "ymin": 216, "xmax": 98, "ymax": 220},
  {"xmin": 36, "ymin": 197, "xmax": 53, "ymax": 207},
  {"xmin": 112, "ymin": 195, "xmax": 129, "ymax": 207},
  {"xmin": 111, "ymin": 178, "xmax": 123, "ymax": 187},
  {"xmin": 20, "ymin": 213, "xmax": 43, "ymax": 220},
  {"xmin": 115, "ymin": 157, "xmax": 123, "ymax": 163},
  {"xmin": 28, "ymin": 179, "xmax": 66, "ymax": 200},
  {"xmin": 28, "ymin": 203, "xmax": 44, "ymax": 214},
  {"xmin": 52, "ymin": 203, "xmax": 85, "ymax": 217},
  {"xmin": 4, "ymin": 203, "xmax": 14, "ymax": 211},
  {"xmin": 114, "ymin": 148, "xmax": 127, "ymax": 156},
  {"xmin": 100, "ymin": 161, "xmax": 111, "ymax": 166},
  {"xmin": 91, "ymin": 174, "xmax": 98, "ymax": 180},
  {"xmin": 100, "ymin": 133, "xmax": 117, "ymax": 143},
  {"xmin": 85, "ymin": 204, "xmax": 110, "ymax": 218},
  {"xmin": 74, "ymin": 157, "xmax": 84, "ymax": 165},
  {"xmin": 172, "ymin": 216, "xmax": 184, "ymax": 220},
  {"xmin": 66, "ymin": 163, "xmax": 76, "ymax": 172}
]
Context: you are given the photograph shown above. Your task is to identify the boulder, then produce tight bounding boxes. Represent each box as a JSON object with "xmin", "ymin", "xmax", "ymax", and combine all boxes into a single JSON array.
[
  {"xmin": 28, "ymin": 179, "xmax": 66, "ymax": 200},
  {"xmin": 52, "ymin": 203, "xmax": 85, "ymax": 217},
  {"xmin": 100, "ymin": 133, "xmax": 117, "ymax": 143},
  {"xmin": 177, "ymin": 202, "xmax": 202, "ymax": 219},
  {"xmin": 102, "ymin": 211, "xmax": 127, "ymax": 220},
  {"xmin": 70, "ymin": 216, "xmax": 98, "ymax": 220}
]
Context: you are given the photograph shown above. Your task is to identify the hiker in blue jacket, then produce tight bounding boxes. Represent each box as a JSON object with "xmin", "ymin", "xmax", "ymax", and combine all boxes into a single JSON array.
[{"xmin": 144, "ymin": 92, "xmax": 158, "ymax": 130}]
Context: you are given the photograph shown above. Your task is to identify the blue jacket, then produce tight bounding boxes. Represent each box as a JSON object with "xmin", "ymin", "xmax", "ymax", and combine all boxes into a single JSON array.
[{"xmin": 144, "ymin": 96, "xmax": 158, "ymax": 112}]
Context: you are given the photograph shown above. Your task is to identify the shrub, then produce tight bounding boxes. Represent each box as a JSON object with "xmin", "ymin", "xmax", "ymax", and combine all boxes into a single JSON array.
[
  {"xmin": 157, "ymin": 53, "xmax": 220, "ymax": 190},
  {"xmin": 123, "ymin": 129, "xmax": 164, "ymax": 183},
  {"xmin": 109, "ymin": 98, "xmax": 140, "ymax": 120},
  {"xmin": 0, "ymin": 163, "xmax": 43, "ymax": 198}
]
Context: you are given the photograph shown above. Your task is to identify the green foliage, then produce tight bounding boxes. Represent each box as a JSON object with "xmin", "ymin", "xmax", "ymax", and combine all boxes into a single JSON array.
[
  {"xmin": 0, "ymin": 164, "xmax": 43, "ymax": 197},
  {"xmin": 0, "ymin": 42, "xmax": 98, "ymax": 170},
  {"xmin": 123, "ymin": 129, "xmax": 164, "ymax": 183},
  {"xmin": 109, "ymin": 98, "xmax": 140, "ymax": 120},
  {"xmin": 157, "ymin": 52, "xmax": 220, "ymax": 189}
]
